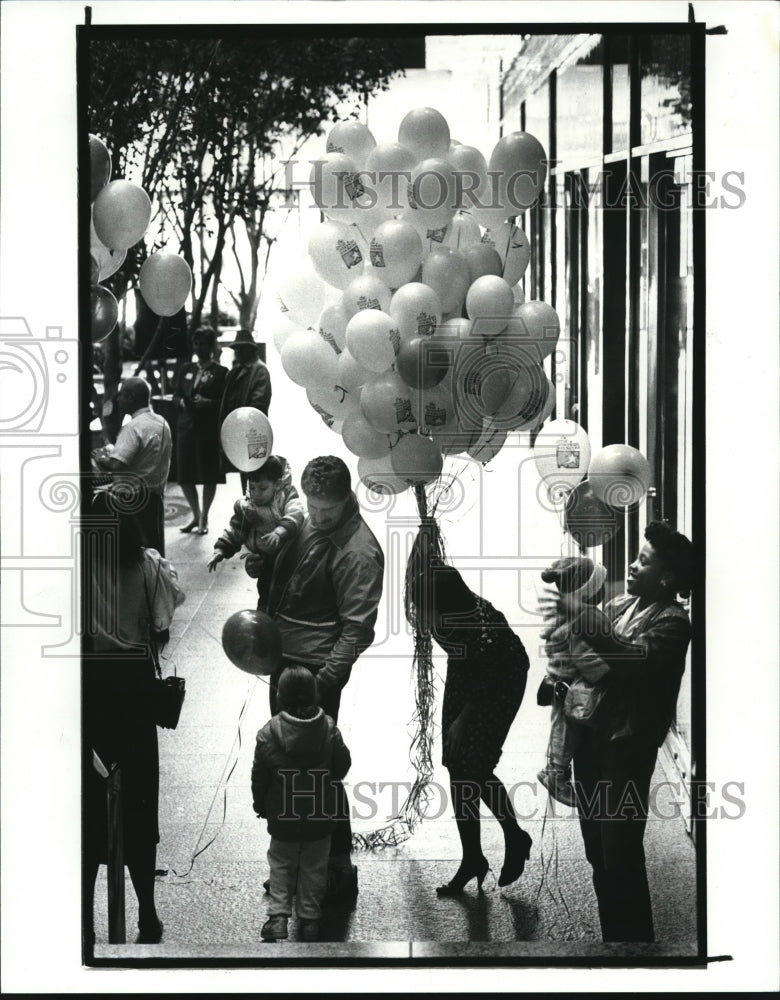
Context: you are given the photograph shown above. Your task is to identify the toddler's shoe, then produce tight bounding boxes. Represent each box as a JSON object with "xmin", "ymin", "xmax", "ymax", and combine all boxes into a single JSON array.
[
  {"xmin": 298, "ymin": 918, "xmax": 320, "ymax": 942},
  {"xmin": 261, "ymin": 915, "xmax": 288, "ymax": 942},
  {"xmin": 537, "ymin": 765, "xmax": 578, "ymax": 808}
]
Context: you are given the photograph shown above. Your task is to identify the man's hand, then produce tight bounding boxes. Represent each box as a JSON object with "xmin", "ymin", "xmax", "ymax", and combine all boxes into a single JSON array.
[{"xmin": 207, "ymin": 551, "xmax": 224, "ymax": 572}]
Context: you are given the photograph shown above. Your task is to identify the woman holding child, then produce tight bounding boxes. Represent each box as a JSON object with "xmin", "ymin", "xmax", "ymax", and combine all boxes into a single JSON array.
[{"xmin": 539, "ymin": 519, "xmax": 694, "ymax": 942}]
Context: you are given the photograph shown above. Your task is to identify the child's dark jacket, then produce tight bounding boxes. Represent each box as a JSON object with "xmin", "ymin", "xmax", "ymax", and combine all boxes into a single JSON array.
[{"xmin": 251, "ymin": 708, "xmax": 351, "ymax": 842}]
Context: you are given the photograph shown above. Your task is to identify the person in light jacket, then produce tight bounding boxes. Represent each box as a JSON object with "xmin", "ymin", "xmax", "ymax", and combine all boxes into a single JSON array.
[{"xmin": 245, "ymin": 455, "xmax": 384, "ymax": 903}]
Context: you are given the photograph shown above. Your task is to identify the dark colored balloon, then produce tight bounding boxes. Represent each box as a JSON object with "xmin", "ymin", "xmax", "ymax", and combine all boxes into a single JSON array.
[
  {"xmin": 221, "ymin": 609, "xmax": 283, "ymax": 676},
  {"xmin": 90, "ymin": 284, "xmax": 118, "ymax": 344},
  {"xmin": 396, "ymin": 336, "xmax": 449, "ymax": 389},
  {"xmin": 564, "ymin": 480, "xmax": 623, "ymax": 548}
]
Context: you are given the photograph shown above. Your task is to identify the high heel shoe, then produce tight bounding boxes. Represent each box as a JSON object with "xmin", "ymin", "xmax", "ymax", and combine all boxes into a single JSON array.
[
  {"xmin": 498, "ymin": 827, "xmax": 533, "ymax": 887},
  {"xmin": 179, "ymin": 519, "xmax": 199, "ymax": 533},
  {"xmin": 435, "ymin": 855, "xmax": 490, "ymax": 897}
]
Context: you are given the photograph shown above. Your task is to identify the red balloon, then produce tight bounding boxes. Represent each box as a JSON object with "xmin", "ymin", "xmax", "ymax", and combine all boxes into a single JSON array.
[
  {"xmin": 90, "ymin": 284, "xmax": 118, "ymax": 343},
  {"xmin": 221, "ymin": 609, "xmax": 282, "ymax": 676}
]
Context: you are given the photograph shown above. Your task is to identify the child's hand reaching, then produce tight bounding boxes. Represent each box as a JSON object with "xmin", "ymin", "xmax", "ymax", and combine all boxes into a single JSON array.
[
  {"xmin": 259, "ymin": 528, "xmax": 286, "ymax": 553},
  {"xmin": 207, "ymin": 551, "xmax": 224, "ymax": 572}
]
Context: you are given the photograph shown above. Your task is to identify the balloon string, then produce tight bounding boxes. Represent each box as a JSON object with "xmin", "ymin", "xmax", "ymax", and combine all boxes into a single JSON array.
[{"xmin": 170, "ymin": 676, "xmax": 259, "ymax": 877}]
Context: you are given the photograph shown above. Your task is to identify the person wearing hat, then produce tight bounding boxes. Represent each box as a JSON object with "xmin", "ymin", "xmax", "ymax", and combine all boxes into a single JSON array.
[
  {"xmin": 218, "ymin": 328, "xmax": 272, "ymax": 491},
  {"xmin": 536, "ymin": 556, "xmax": 610, "ymax": 808}
]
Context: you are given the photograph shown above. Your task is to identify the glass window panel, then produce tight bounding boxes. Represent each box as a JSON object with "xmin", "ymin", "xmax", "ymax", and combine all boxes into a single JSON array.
[
  {"xmin": 640, "ymin": 34, "xmax": 692, "ymax": 144},
  {"xmin": 524, "ymin": 82, "xmax": 549, "ymax": 157},
  {"xmin": 610, "ymin": 34, "xmax": 630, "ymax": 152},
  {"xmin": 557, "ymin": 37, "xmax": 604, "ymax": 164}
]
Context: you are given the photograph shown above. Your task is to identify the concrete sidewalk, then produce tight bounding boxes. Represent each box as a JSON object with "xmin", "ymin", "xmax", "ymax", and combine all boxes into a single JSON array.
[{"xmin": 92, "ymin": 480, "xmax": 697, "ymax": 961}]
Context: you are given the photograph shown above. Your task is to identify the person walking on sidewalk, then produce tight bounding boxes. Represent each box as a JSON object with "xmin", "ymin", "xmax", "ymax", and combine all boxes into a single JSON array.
[
  {"xmin": 539, "ymin": 519, "xmax": 693, "ymax": 942},
  {"xmin": 252, "ymin": 666, "xmax": 351, "ymax": 943},
  {"xmin": 245, "ymin": 455, "xmax": 384, "ymax": 903}
]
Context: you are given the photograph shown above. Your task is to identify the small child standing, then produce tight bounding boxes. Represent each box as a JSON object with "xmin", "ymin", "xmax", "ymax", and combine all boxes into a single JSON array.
[
  {"xmin": 251, "ymin": 665, "xmax": 351, "ymax": 943},
  {"xmin": 537, "ymin": 556, "xmax": 610, "ymax": 807},
  {"xmin": 208, "ymin": 455, "xmax": 304, "ymax": 609}
]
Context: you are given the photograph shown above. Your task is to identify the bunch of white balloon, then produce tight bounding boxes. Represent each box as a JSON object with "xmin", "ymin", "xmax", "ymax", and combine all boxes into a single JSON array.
[{"xmin": 272, "ymin": 107, "xmax": 562, "ymax": 496}]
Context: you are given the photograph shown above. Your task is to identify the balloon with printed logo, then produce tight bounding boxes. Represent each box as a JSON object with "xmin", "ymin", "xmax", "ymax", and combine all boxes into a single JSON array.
[
  {"xmin": 533, "ymin": 418, "xmax": 592, "ymax": 502},
  {"xmin": 318, "ymin": 302, "xmax": 349, "ymax": 352},
  {"xmin": 360, "ymin": 370, "xmax": 417, "ymax": 434},
  {"xmin": 275, "ymin": 263, "xmax": 326, "ymax": 329},
  {"xmin": 395, "ymin": 335, "xmax": 450, "ymax": 390},
  {"xmin": 307, "ymin": 382, "xmax": 361, "ymax": 433},
  {"xmin": 389, "ymin": 282, "xmax": 442, "ymax": 342},
  {"xmin": 412, "ymin": 373, "xmax": 458, "ymax": 435},
  {"xmin": 364, "ymin": 142, "xmax": 417, "ymax": 221},
  {"xmin": 220, "ymin": 406, "xmax": 273, "ymax": 473},
  {"xmin": 221, "ymin": 609, "xmax": 282, "ymax": 677},
  {"xmin": 280, "ymin": 329, "xmax": 339, "ymax": 390},
  {"xmin": 358, "ymin": 453, "xmax": 408, "ymax": 496},
  {"xmin": 481, "ymin": 222, "xmax": 531, "ymax": 287},
  {"xmin": 398, "ymin": 107, "xmax": 451, "ymax": 161},
  {"xmin": 369, "ymin": 219, "xmax": 423, "ymax": 289},
  {"xmin": 341, "ymin": 410, "xmax": 392, "ymax": 459},
  {"xmin": 308, "ymin": 219, "xmax": 366, "ymax": 290},
  {"xmin": 447, "ymin": 144, "xmax": 488, "ymax": 212},
  {"xmin": 90, "ymin": 284, "xmax": 118, "ymax": 343},
  {"xmin": 391, "ymin": 432, "xmax": 444, "ymax": 486},
  {"xmin": 466, "ymin": 274, "xmax": 514, "ymax": 338},
  {"xmin": 587, "ymin": 444, "xmax": 652, "ymax": 508},
  {"xmin": 406, "ymin": 156, "xmax": 457, "ymax": 231},
  {"xmin": 564, "ymin": 481, "xmax": 622, "ymax": 548},
  {"xmin": 402, "ymin": 209, "xmax": 453, "ymax": 261},
  {"xmin": 310, "ymin": 152, "xmax": 362, "ymax": 223},
  {"xmin": 462, "ymin": 243, "xmax": 503, "ymax": 284},
  {"xmin": 89, "ymin": 134, "xmax": 112, "ymax": 202},
  {"xmin": 90, "ymin": 218, "xmax": 127, "ymax": 282},
  {"xmin": 510, "ymin": 300, "xmax": 561, "ymax": 360},
  {"xmin": 341, "ymin": 273, "xmax": 392, "ymax": 320},
  {"xmin": 336, "ymin": 348, "xmax": 373, "ymax": 391},
  {"xmin": 139, "ymin": 253, "xmax": 192, "ymax": 317},
  {"xmin": 326, "ymin": 121, "xmax": 377, "ymax": 170},
  {"xmin": 489, "ymin": 131, "xmax": 547, "ymax": 214},
  {"xmin": 421, "ymin": 247, "xmax": 470, "ymax": 314},
  {"xmin": 444, "ymin": 211, "xmax": 483, "ymax": 251},
  {"xmin": 345, "ymin": 309, "xmax": 400, "ymax": 373},
  {"xmin": 92, "ymin": 180, "xmax": 152, "ymax": 250}
]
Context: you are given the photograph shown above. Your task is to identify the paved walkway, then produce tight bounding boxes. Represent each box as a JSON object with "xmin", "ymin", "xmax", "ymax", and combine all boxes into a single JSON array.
[{"xmin": 93, "ymin": 472, "xmax": 697, "ymax": 960}]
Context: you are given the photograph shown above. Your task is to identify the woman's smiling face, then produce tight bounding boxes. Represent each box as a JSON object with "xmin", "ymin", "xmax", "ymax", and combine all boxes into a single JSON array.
[{"xmin": 627, "ymin": 542, "xmax": 671, "ymax": 600}]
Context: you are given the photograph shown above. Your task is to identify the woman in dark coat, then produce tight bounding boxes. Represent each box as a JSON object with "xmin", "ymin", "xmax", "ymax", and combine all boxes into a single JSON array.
[
  {"xmin": 408, "ymin": 553, "xmax": 532, "ymax": 896},
  {"xmin": 539, "ymin": 519, "xmax": 694, "ymax": 942},
  {"xmin": 172, "ymin": 325, "xmax": 228, "ymax": 534},
  {"xmin": 83, "ymin": 492, "xmax": 183, "ymax": 945}
]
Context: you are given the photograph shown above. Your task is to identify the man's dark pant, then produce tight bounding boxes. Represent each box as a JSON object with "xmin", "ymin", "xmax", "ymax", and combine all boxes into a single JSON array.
[
  {"xmin": 269, "ymin": 667, "xmax": 352, "ymax": 859},
  {"xmin": 573, "ymin": 728, "xmax": 659, "ymax": 942},
  {"xmin": 136, "ymin": 491, "xmax": 165, "ymax": 557}
]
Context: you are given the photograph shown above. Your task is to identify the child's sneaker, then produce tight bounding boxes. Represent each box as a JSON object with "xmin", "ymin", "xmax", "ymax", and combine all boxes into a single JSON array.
[
  {"xmin": 261, "ymin": 915, "xmax": 288, "ymax": 942},
  {"xmin": 298, "ymin": 918, "xmax": 320, "ymax": 942},
  {"xmin": 537, "ymin": 765, "xmax": 578, "ymax": 808}
]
